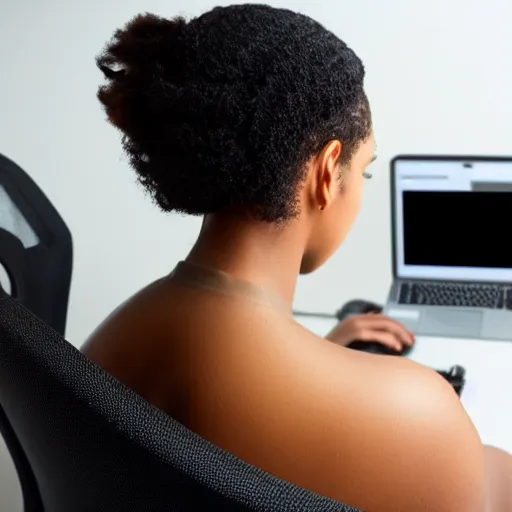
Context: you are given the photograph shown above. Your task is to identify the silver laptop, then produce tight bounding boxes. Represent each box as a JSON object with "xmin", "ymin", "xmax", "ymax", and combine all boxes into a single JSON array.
[{"xmin": 383, "ymin": 155, "xmax": 512, "ymax": 341}]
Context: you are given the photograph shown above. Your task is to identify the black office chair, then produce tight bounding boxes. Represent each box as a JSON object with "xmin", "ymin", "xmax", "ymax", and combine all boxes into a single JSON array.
[
  {"xmin": 0, "ymin": 291, "xmax": 359, "ymax": 512},
  {"xmin": 0, "ymin": 153, "xmax": 72, "ymax": 336}
]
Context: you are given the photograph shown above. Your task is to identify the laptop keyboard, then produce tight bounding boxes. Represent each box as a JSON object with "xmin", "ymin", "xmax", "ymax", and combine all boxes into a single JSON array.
[{"xmin": 399, "ymin": 282, "xmax": 512, "ymax": 309}]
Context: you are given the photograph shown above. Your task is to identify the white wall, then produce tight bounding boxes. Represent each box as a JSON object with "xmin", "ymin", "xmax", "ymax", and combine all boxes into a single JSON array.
[{"xmin": 1, "ymin": 0, "xmax": 511, "ymax": 509}]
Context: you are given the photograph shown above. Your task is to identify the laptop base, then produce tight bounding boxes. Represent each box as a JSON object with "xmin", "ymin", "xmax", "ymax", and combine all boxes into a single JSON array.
[{"xmin": 385, "ymin": 280, "xmax": 512, "ymax": 341}]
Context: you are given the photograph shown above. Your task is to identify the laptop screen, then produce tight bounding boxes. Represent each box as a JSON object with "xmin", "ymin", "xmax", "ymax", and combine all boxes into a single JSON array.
[{"xmin": 393, "ymin": 157, "xmax": 512, "ymax": 283}]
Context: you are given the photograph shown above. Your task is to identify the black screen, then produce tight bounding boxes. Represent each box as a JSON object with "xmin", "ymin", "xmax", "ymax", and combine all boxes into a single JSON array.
[{"xmin": 402, "ymin": 191, "xmax": 511, "ymax": 268}]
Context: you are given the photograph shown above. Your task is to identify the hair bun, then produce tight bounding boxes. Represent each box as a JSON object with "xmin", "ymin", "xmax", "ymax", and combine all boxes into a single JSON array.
[
  {"xmin": 97, "ymin": 13, "xmax": 186, "ymax": 132},
  {"xmin": 97, "ymin": 13, "xmax": 186, "ymax": 83}
]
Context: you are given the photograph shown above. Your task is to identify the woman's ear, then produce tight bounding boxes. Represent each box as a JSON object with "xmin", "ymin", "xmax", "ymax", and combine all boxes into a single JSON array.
[{"xmin": 315, "ymin": 140, "xmax": 342, "ymax": 210}]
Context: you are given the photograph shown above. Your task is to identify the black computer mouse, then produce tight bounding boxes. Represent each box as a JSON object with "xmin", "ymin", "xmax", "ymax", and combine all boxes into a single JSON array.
[
  {"xmin": 335, "ymin": 299, "xmax": 383, "ymax": 322},
  {"xmin": 347, "ymin": 340, "xmax": 412, "ymax": 357}
]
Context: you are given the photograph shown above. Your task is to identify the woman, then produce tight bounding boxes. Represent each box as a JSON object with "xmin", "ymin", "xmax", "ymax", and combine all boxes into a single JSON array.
[{"xmin": 82, "ymin": 5, "xmax": 512, "ymax": 511}]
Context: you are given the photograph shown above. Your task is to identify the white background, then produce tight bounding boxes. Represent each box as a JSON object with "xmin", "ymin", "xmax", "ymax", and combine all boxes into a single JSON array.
[{"xmin": 1, "ymin": 0, "xmax": 511, "ymax": 509}]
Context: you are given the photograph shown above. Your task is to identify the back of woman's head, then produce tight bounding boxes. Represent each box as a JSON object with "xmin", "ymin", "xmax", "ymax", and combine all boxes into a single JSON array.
[{"xmin": 97, "ymin": 4, "xmax": 371, "ymax": 222}]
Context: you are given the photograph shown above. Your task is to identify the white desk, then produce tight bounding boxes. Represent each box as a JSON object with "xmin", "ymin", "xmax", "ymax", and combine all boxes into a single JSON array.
[{"xmin": 295, "ymin": 315, "xmax": 512, "ymax": 454}]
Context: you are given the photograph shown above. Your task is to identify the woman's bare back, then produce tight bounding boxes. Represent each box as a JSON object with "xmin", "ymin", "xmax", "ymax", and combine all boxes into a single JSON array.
[{"xmin": 82, "ymin": 263, "xmax": 485, "ymax": 511}]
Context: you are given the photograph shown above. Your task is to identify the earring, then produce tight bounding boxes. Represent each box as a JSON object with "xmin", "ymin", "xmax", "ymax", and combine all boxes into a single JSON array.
[{"xmin": 320, "ymin": 205, "xmax": 325, "ymax": 211}]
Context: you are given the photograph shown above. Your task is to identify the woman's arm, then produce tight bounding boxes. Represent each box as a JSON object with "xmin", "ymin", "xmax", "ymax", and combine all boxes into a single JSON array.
[
  {"xmin": 325, "ymin": 320, "xmax": 512, "ymax": 510},
  {"xmin": 483, "ymin": 445, "xmax": 512, "ymax": 511},
  {"xmin": 335, "ymin": 360, "xmax": 487, "ymax": 511},
  {"xmin": 342, "ymin": 360, "xmax": 512, "ymax": 512}
]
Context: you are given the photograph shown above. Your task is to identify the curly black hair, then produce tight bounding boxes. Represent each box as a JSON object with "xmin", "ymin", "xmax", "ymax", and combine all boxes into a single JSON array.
[{"xmin": 97, "ymin": 4, "xmax": 371, "ymax": 222}]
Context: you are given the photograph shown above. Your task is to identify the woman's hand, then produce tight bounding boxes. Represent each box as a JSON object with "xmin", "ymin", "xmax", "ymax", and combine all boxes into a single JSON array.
[{"xmin": 326, "ymin": 313, "xmax": 415, "ymax": 352}]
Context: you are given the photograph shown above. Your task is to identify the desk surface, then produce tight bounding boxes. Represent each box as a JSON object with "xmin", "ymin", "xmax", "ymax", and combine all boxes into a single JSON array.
[{"xmin": 295, "ymin": 315, "xmax": 512, "ymax": 454}]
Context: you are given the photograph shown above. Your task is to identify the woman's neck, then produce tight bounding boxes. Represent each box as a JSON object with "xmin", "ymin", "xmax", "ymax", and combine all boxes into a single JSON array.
[{"xmin": 186, "ymin": 214, "xmax": 307, "ymax": 306}]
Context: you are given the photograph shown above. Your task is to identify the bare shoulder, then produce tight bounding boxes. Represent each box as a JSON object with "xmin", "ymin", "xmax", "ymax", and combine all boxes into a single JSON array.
[
  {"xmin": 199, "ymin": 316, "xmax": 486, "ymax": 511},
  {"xmin": 298, "ymin": 332, "xmax": 486, "ymax": 511}
]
